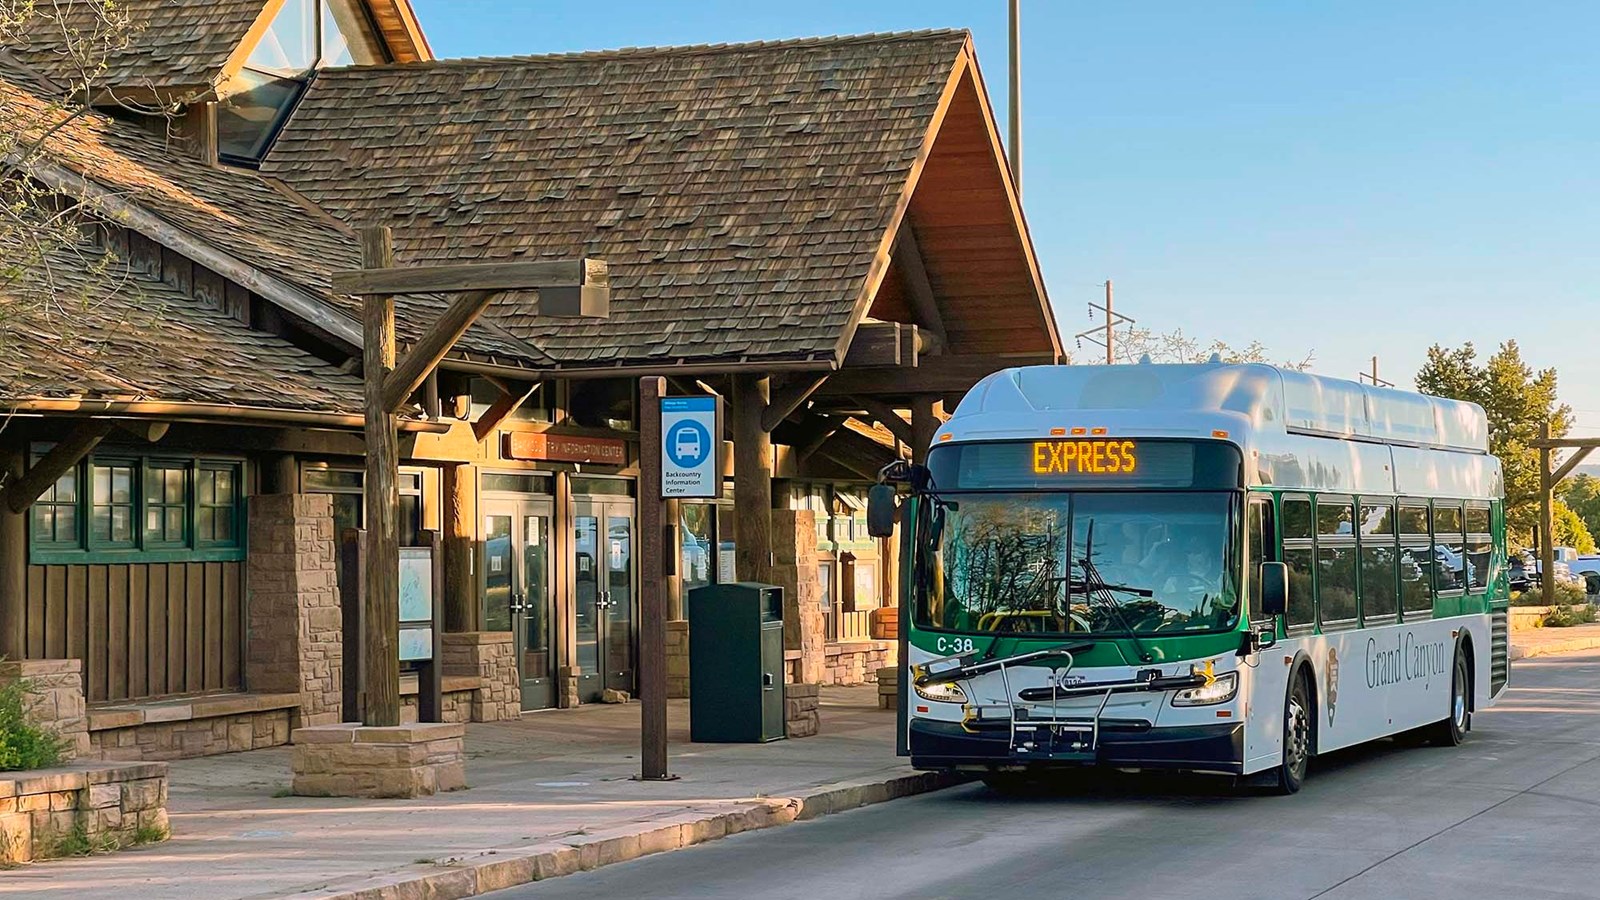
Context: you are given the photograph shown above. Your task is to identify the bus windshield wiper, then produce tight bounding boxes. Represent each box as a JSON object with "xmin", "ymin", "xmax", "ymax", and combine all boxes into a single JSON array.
[{"xmin": 1075, "ymin": 522, "xmax": 1156, "ymax": 663}]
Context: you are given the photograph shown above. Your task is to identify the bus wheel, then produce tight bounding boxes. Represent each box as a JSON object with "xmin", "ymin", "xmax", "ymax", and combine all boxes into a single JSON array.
[
  {"xmin": 1273, "ymin": 674, "xmax": 1312, "ymax": 795},
  {"xmin": 1425, "ymin": 647, "xmax": 1471, "ymax": 747}
]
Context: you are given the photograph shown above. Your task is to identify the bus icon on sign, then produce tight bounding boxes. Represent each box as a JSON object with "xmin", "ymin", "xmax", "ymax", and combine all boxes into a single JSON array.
[{"xmin": 674, "ymin": 429, "xmax": 702, "ymax": 463}]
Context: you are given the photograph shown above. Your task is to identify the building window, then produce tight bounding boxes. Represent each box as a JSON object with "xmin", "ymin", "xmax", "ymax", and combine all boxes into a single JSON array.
[
  {"xmin": 217, "ymin": 0, "xmax": 382, "ymax": 165},
  {"xmin": 196, "ymin": 464, "xmax": 240, "ymax": 545},
  {"xmin": 32, "ymin": 467, "xmax": 79, "ymax": 547},
  {"xmin": 144, "ymin": 462, "xmax": 189, "ymax": 547},
  {"xmin": 28, "ymin": 451, "xmax": 245, "ymax": 563},
  {"xmin": 90, "ymin": 461, "xmax": 137, "ymax": 547},
  {"xmin": 299, "ymin": 464, "xmax": 426, "ymax": 546}
]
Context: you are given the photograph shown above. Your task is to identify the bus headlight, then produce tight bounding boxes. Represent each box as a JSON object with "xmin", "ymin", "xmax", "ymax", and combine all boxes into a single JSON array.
[
  {"xmin": 1171, "ymin": 672, "xmax": 1238, "ymax": 707},
  {"xmin": 914, "ymin": 680, "xmax": 968, "ymax": 703}
]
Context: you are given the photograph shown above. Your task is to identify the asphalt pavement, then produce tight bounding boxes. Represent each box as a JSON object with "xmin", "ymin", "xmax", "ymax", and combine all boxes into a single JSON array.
[{"xmin": 494, "ymin": 650, "xmax": 1600, "ymax": 900}]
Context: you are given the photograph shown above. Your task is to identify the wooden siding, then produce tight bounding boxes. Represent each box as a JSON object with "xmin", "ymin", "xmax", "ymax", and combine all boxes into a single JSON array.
[{"xmin": 23, "ymin": 562, "xmax": 243, "ymax": 702}]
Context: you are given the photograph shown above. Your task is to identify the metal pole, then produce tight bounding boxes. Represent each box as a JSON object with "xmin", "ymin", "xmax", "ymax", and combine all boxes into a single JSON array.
[
  {"xmin": 1008, "ymin": 0, "xmax": 1022, "ymax": 196},
  {"xmin": 1541, "ymin": 421, "xmax": 1556, "ymax": 605},
  {"xmin": 1104, "ymin": 280, "xmax": 1114, "ymax": 365}
]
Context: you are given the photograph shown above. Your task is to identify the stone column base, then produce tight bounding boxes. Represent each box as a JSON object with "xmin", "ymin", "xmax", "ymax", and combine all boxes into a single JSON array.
[
  {"xmin": 877, "ymin": 666, "xmax": 899, "ymax": 710},
  {"xmin": 290, "ymin": 723, "xmax": 466, "ymax": 799},
  {"xmin": 784, "ymin": 683, "xmax": 820, "ymax": 738}
]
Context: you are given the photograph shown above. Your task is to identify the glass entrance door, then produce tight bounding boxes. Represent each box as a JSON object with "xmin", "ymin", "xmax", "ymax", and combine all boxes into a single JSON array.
[
  {"xmin": 573, "ymin": 500, "xmax": 635, "ymax": 702},
  {"xmin": 482, "ymin": 498, "xmax": 555, "ymax": 710}
]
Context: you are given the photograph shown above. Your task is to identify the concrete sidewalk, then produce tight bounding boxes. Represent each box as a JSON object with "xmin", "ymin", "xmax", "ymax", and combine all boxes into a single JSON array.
[
  {"xmin": 1, "ymin": 687, "xmax": 953, "ymax": 899},
  {"xmin": 1511, "ymin": 621, "xmax": 1600, "ymax": 660}
]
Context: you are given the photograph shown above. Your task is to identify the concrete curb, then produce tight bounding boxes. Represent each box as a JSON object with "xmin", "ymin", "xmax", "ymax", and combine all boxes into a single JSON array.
[
  {"xmin": 1510, "ymin": 636, "xmax": 1600, "ymax": 661},
  {"xmin": 281, "ymin": 770, "xmax": 967, "ymax": 900}
]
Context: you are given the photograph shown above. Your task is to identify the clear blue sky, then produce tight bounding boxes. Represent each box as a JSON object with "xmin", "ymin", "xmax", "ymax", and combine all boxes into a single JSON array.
[{"xmin": 413, "ymin": 1, "xmax": 1600, "ymax": 433}]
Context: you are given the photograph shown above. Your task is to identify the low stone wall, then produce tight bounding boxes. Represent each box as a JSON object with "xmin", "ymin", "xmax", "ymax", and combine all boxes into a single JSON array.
[
  {"xmin": 877, "ymin": 665, "xmax": 899, "ymax": 710},
  {"xmin": 441, "ymin": 632, "xmax": 522, "ymax": 721},
  {"xmin": 399, "ymin": 680, "xmax": 475, "ymax": 725},
  {"xmin": 0, "ymin": 660, "xmax": 89, "ymax": 761},
  {"xmin": 0, "ymin": 762, "xmax": 168, "ymax": 864},
  {"xmin": 666, "ymin": 620, "xmax": 690, "ymax": 699},
  {"xmin": 88, "ymin": 692, "xmax": 300, "ymax": 761},
  {"xmin": 784, "ymin": 683, "xmax": 820, "ymax": 738},
  {"xmin": 292, "ymin": 723, "xmax": 466, "ymax": 799},
  {"xmin": 822, "ymin": 641, "xmax": 896, "ymax": 686}
]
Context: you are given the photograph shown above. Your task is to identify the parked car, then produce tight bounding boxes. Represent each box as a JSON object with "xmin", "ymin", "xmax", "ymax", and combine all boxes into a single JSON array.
[
  {"xmin": 1572, "ymin": 555, "xmax": 1600, "ymax": 577},
  {"xmin": 1509, "ymin": 555, "xmax": 1529, "ymax": 593}
]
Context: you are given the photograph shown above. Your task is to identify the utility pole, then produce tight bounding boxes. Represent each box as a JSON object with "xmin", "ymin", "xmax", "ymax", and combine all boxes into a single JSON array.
[
  {"xmin": 1359, "ymin": 355, "xmax": 1393, "ymax": 388},
  {"xmin": 1008, "ymin": 0, "xmax": 1021, "ymax": 195},
  {"xmin": 1074, "ymin": 280, "xmax": 1132, "ymax": 364}
]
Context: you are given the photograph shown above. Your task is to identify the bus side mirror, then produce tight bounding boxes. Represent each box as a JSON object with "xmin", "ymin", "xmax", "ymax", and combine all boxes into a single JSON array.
[
  {"xmin": 867, "ymin": 484, "xmax": 899, "ymax": 538},
  {"xmin": 1260, "ymin": 562, "xmax": 1289, "ymax": 617}
]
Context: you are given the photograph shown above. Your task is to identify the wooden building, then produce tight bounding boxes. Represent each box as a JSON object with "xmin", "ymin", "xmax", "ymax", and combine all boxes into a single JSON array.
[{"xmin": 0, "ymin": 0, "xmax": 1060, "ymax": 758}]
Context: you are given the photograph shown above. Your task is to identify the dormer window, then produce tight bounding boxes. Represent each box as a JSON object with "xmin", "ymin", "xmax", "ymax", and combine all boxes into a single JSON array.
[{"xmin": 217, "ymin": 0, "xmax": 379, "ymax": 165}]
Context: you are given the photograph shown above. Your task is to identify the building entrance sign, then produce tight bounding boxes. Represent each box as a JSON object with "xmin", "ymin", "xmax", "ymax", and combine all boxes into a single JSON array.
[{"xmin": 661, "ymin": 396, "xmax": 722, "ymax": 499}]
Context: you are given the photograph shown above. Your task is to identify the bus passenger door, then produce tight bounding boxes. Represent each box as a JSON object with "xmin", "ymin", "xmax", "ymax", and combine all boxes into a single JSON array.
[{"xmin": 1243, "ymin": 496, "xmax": 1291, "ymax": 774}]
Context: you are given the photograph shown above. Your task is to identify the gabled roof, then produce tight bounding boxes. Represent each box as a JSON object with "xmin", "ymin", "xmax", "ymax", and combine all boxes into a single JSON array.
[
  {"xmin": 262, "ymin": 31, "xmax": 982, "ymax": 368},
  {"xmin": 2, "ymin": 0, "xmax": 432, "ymax": 100},
  {"xmin": 0, "ymin": 53, "xmax": 542, "ymax": 368},
  {"xmin": 0, "ymin": 242, "xmax": 365, "ymax": 416}
]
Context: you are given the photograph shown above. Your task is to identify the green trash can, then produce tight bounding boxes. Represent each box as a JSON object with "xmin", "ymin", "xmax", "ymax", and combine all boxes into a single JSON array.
[{"xmin": 687, "ymin": 582, "xmax": 786, "ymax": 743}]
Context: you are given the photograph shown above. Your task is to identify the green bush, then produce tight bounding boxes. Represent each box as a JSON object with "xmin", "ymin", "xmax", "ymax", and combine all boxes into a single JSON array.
[
  {"xmin": 1511, "ymin": 581, "xmax": 1590, "ymax": 607},
  {"xmin": 1543, "ymin": 604, "xmax": 1598, "ymax": 628},
  {"xmin": 0, "ymin": 670, "xmax": 68, "ymax": 772}
]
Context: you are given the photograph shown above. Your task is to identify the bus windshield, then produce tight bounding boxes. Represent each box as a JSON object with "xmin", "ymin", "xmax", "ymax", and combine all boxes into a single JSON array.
[{"xmin": 916, "ymin": 491, "xmax": 1240, "ymax": 637}]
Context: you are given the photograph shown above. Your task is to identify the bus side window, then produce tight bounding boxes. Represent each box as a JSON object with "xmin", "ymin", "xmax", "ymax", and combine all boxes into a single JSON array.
[
  {"xmin": 1282, "ymin": 496, "xmax": 1315, "ymax": 629},
  {"xmin": 1248, "ymin": 497, "xmax": 1274, "ymax": 622}
]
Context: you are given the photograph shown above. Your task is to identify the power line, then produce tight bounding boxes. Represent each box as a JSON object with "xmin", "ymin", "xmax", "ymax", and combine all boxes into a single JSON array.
[{"xmin": 1074, "ymin": 280, "xmax": 1133, "ymax": 364}]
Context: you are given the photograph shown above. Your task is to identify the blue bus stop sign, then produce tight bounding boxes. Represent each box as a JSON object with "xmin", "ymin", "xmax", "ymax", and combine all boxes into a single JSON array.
[{"xmin": 661, "ymin": 396, "xmax": 720, "ymax": 498}]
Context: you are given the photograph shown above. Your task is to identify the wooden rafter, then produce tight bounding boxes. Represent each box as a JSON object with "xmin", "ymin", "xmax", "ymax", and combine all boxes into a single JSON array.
[
  {"xmin": 473, "ymin": 381, "xmax": 541, "ymax": 442},
  {"xmin": 383, "ymin": 289, "xmax": 498, "ymax": 412},
  {"xmin": 761, "ymin": 374, "xmax": 830, "ymax": 432},
  {"xmin": 892, "ymin": 224, "xmax": 947, "ymax": 346},
  {"xmin": 845, "ymin": 321, "xmax": 926, "ymax": 368},
  {"xmin": 853, "ymin": 397, "xmax": 913, "ymax": 446},
  {"xmin": 819, "ymin": 353, "xmax": 1054, "ymax": 398},
  {"xmin": 1, "ymin": 421, "xmax": 112, "ymax": 514},
  {"xmin": 331, "ymin": 259, "xmax": 606, "ymax": 297}
]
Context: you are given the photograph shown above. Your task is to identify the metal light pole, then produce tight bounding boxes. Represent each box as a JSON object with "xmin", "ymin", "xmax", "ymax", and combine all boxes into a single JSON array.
[{"xmin": 1008, "ymin": 0, "xmax": 1022, "ymax": 195}]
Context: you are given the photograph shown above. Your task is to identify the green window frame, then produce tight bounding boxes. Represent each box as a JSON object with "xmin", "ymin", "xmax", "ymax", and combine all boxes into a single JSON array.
[{"xmin": 27, "ymin": 450, "xmax": 246, "ymax": 564}]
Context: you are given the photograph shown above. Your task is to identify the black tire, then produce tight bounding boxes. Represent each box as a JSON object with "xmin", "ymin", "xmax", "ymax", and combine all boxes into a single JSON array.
[
  {"xmin": 1273, "ymin": 673, "xmax": 1313, "ymax": 795},
  {"xmin": 1424, "ymin": 646, "xmax": 1470, "ymax": 746}
]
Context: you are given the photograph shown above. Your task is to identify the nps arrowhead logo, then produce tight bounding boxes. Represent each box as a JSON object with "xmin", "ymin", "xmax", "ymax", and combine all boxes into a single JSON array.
[{"xmin": 1326, "ymin": 646, "xmax": 1340, "ymax": 727}]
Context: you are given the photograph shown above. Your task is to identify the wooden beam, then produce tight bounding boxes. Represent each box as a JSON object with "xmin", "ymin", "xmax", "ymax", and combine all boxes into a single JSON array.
[
  {"xmin": 893, "ymin": 225, "xmax": 948, "ymax": 346},
  {"xmin": 732, "ymin": 375, "xmax": 773, "ymax": 583},
  {"xmin": 117, "ymin": 421, "xmax": 170, "ymax": 443},
  {"xmin": 1552, "ymin": 446, "xmax": 1598, "ymax": 486},
  {"xmin": 638, "ymin": 377, "xmax": 669, "ymax": 780},
  {"xmin": 361, "ymin": 226, "xmax": 403, "ymax": 728},
  {"xmin": 845, "ymin": 322, "xmax": 922, "ymax": 368},
  {"xmin": 382, "ymin": 289, "xmax": 498, "ymax": 412},
  {"xmin": 1533, "ymin": 437, "xmax": 1600, "ymax": 450},
  {"xmin": 818, "ymin": 354, "xmax": 1054, "ymax": 398},
  {"xmin": 795, "ymin": 415, "xmax": 843, "ymax": 463},
  {"xmin": 1, "ymin": 421, "xmax": 113, "ymax": 514},
  {"xmin": 0, "ymin": 446, "xmax": 24, "ymax": 659},
  {"xmin": 472, "ymin": 381, "xmax": 540, "ymax": 442},
  {"xmin": 910, "ymin": 395, "xmax": 942, "ymax": 466},
  {"xmin": 854, "ymin": 398, "xmax": 913, "ymax": 447},
  {"xmin": 761, "ymin": 375, "xmax": 830, "ymax": 432},
  {"xmin": 441, "ymin": 463, "xmax": 476, "ymax": 633},
  {"xmin": 332, "ymin": 258, "xmax": 606, "ymax": 296}
]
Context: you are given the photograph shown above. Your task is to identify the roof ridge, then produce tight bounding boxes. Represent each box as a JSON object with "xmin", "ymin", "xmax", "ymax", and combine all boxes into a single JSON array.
[{"xmin": 326, "ymin": 28, "xmax": 970, "ymax": 73}]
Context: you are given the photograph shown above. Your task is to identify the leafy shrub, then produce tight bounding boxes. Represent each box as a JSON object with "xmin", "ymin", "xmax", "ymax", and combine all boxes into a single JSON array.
[
  {"xmin": 1543, "ymin": 604, "xmax": 1598, "ymax": 628},
  {"xmin": 1511, "ymin": 581, "xmax": 1590, "ymax": 607},
  {"xmin": 0, "ymin": 670, "xmax": 68, "ymax": 772}
]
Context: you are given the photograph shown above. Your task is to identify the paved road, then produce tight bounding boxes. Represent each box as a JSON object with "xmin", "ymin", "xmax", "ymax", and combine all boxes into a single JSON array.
[{"xmin": 496, "ymin": 650, "xmax": 1600, "ymax": 900}]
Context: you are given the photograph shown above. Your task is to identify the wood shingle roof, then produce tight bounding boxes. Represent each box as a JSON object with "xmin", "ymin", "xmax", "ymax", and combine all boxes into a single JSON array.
[{"xmin": 262, "ymin": 30, "xmax": 973, "ymax": 369}]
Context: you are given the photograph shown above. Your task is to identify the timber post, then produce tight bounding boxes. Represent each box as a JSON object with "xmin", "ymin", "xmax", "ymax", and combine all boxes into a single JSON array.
[
  {"xmin": 638, "ymin": 376, "xmax": 671, "ymax": 780},
  {"xmin": 0, "ymin": 444, "xmax": 24, "ymax": 660},
  {"xmin": 732, "ymin": 375, "xmax": 773, "ymax": 584},
  {"xmin": 361, "ymin": 226, "xmax": 403, "ymax": 727},
  {"xmin": 442, "ymin": 463, "xmax": 477, "ymax": 633}
]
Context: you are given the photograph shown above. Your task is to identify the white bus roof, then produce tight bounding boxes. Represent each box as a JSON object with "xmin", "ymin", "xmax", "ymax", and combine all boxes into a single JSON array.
[{"xmin": 944, "ymin": 363, "xmax": 1500, "ymax": 498}]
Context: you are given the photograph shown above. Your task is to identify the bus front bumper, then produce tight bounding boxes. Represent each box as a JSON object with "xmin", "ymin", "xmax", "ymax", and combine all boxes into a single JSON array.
[{"xmin": 909, "ymin": 718, "xmax": 1245, "ymax": 776}]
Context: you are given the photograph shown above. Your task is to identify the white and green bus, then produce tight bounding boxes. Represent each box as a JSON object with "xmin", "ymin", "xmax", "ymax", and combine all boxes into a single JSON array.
[{"xmin": 868, "ymin": 363, "xmax": 1510, "ymax": 793}]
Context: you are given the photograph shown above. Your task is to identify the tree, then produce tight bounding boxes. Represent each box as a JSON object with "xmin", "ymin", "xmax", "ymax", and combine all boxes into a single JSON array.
[
  {"xmin": 1554, "ymin": 500, "xmax": 1597, "ymax": 554},
  {"xmin": 1416, "ymin": 340, "xmax": 1571, "ymax": 546},
  {"xmin": 1557, "ymin": 473, "xmax": 1600, "ymax": 546},
  {"xmin": 1067, "ymin": 324, "xmax": 1314, "ymax": 370}
]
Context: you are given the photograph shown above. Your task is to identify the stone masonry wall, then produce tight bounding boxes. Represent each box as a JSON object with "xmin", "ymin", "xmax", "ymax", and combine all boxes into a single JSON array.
[
  {"xmin": 0, "ymin": 762, "xmax": 168, "ymax": 864},
  {"xmin": 92, "ymin": 710, "xmax": 290, "ymax": 761},
  {"xmin": 400, "ymin": 689, "xmax": 472, "ymax": 724},
  {"xmin": 784, "ymin": 683, "xmax": 820, "ymax": 738},
  {"xmin": 770, "ymin": 510, "xmax": 825, "ymax": 684},
  {"xmin": 246, "ymin": 494, "xmax": 342, "ymax": 728},
  {"xmin": 666, "ymin": 620, "xmax": 690, "ymax": 699},
  {"xmin": 821, "ymin": 641, "xmax": 896, "ymax": 686},
  {"xmin": 0, "ymin": 659, "xmax": 89, "ymax": 760},
  {"xmin": 441, "ymin": 632, "xmax": 522, "ymax": 721}
]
